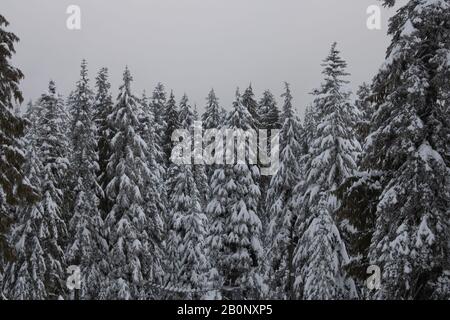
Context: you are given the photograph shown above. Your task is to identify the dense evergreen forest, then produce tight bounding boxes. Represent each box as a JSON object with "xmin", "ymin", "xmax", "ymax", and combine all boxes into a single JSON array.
[{"xmin": 0, "ymin": 0, "xmax": 449, "ymax": 300}]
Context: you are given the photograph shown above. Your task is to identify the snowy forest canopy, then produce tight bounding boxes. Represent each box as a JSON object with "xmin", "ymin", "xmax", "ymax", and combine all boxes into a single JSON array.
[{"xmin": 0, "ymin": 0, "xmax": 449, "ymax": 300}]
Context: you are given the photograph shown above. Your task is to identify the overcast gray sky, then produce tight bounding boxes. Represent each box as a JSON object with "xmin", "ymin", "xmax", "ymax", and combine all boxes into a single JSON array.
[{"xmin": 3, "ymin": 0, "xmax": 399, "ymax": 116}]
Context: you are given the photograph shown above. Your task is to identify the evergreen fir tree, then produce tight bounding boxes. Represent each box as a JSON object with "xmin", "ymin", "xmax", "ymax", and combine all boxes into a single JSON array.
[
  {"xmin": 362, "ymin": 0, "xmax": 450, "ymax": 299},
  {"xmin": 105, "ymin": 68, "xmax": 164, "ymax": 299},
  {"xmin": 151, "ymin": 82, "xmax": 167, "ymax": 164},
  {"xmin": 165, "ymin": 105, "xmax": 209, "ymax": 299},
  {"xmin": 138, "ymin": 90, "xmax": 167, "ymax": 254},
  {"xmin": 207, "ymin": 89, "xmax": 264, "ymax": 299},
  {"xmin": 259, "ymin": 90, "xmax": 280, "ymax": 131},
  {"xmin": 202, "ymin": 89, "xmax": 222, "ymax": 130},
  {"xmin": 5, "ymin": 82, "xmax": 69, "ymax": 299},
  {"xmin": 258, "ymin": 90, "xmax": 280, "ymax": 229},
  {"xmin": 201, "ymin": 88, "xmax": 223, "ymax": 183},
  {"xmin": 0, "ymin": 15, "xmax": 36, "ymax": 292},
  {"xmin": 163, "ymin": 90, "xmax": 179, "ymax": 164},
  {"xmin": 266, "ymin": 83, "xmax": 303, "ymax": 299},
  {"xmin": 294, "ymin": 43, "xmax": 360, "ymax": 299},
  {"xmin": 296, "ymin": 193, "xmax": 352, "ymax": 300},
  {"xmin": 66, "ymin": 60, "xmax": 107, "ymax": 299},
  {"xmin": 192, "ymin": 106, "xmax": 209, "ymax": 207},
  {"xmin": 93, "ymin": 67, "xmax": 115, "ymax": 219},
  {"xmin": 242, "ymin": 84, "xmax": 260, "ymax": 129}
]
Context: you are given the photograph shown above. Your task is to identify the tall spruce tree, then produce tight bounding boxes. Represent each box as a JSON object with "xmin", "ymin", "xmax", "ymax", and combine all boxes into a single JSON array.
[
  {"xmin": 207, "ymin": 89, "xmax": 264, "ymax": 299},
  {"xmin": 258, "ymin": 90, "xmax": 280, "ymax": 229},
  {"xmin": 165, "ymin": 103, "xmax": 209, "ymax": 299},
  {"xmin": 105, "ymin": 68, "xmax": 164, "ymax": 299},
  {"xmin": 93, "ymin": 67, "xmax": 114, "ymax": 219},
  {"xmin": 362, "ymin": 0, "xmax": 450, "ymax": 299},
  {"xmin": 66, "ymin": 60, "xmax": 107, "ymax": 299},
  {"xmin": 5, "ymin": 82, "xmax": 69, "ymax": 299},
  {"xmin": 242, "ymin": 84, "xmax": 260, "ymax": 129},
  {"xmin": 266, "ymin": 83, "xmax": 303, "ymax": 299},
  {"xmin": 0, "ymin": 14, "xmax": 36, "ymax": 293},
  {"xmin": 151, "ymin": 82, "xmax": 167, "ymax": 164},
  {"xmin": 335, "ymin": 83, "xmax": 378, "ymax": 298},
  {"xmin": 138, "ymin": 90, "xmax": 167, "ymax": 256},
  {"xmin": 259, "ymin": 90, "xmax": 280, "ymax": 131},
  {"xmin": 294, "ymin": 43, "xmax": 360, "ymax": 299},
  {"xmin": 163, "ymin": 90, "xmax": 179, "ymax": 163},
  {"xmin": 192, "ymin": 106, "xmax": 209, "ymax": 207},
  {"xmin": 201, "ymin": 89, "xmax": 223, "ymax": 183},
  {"xmin": 202, "ymin": 89, "xmax": 222, "ymax": 130},
  {"xmin": 297, "ymin": 192, "xmax": 352, "ymax": 300}
]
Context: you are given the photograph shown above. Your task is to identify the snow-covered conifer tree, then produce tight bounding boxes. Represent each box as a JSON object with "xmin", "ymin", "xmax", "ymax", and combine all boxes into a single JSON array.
[
  {"xmin": 259, "ymin": 90, "xmax": 280, "ymax": 131},
  {"xmin": 5, "ymin": 81, "xmax": 69, "ymax": 299},
  {"xmin": 296, "ymin": 193, "xmax": 352, "ymax": 300},
  {"xmin": 207, "ymin": 89, "xmax": 264, "ymax": 299},
  {"xmin": 93, "ymin": 67, "xmax": 114, "ymax": 219},
  {"xmin": 66, "ymin": 60, "xmax": 107, "ymax": 299},
  {"xmin": 294, "ymin": 43, "xmax": 360, "ymax": 299},
  {"xmin": 362, "ymin": 0, "xmax": 450, "ymax": 299},
  {"xmin": 192, "ymin": 106, "xmax": 209, "ymax": 207},
  {"xmin": 151, "ymin": 82, "xmax": 167, "ymax": 164},
  {"xmin": 242, "ymin": 84, "xmax": 260, "ymax": 129},
  {"xmin": 165, "ymin": 102, "xmax": 209, "ymax": 299},
  {"xmin": 0, "ymin": 15, "xmax": 37, "ymax": 293},
  {"xmin": 105, "ymin": 68, "xmax": 164, "ymax": 299},
  {"xmin": 266, "ymin": 83, "xmax": 303, "ymax": 299},
  {"xmin": 202, "ymin": 89, "xmax": 222, "ymax": 130},
  {"xmin": 257, "ymin": 90, "xmax": 280, "ymax": 228},
  {"xmin": 163, "ymin": 90, "xmax": 179, "ymax": 163}
]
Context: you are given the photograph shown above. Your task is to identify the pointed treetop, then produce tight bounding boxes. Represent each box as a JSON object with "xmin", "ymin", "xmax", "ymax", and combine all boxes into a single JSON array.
[
  {"xmin": 244, "ymin": 83, "xmax": 254, "ymax": 96},
  {"xmin": 0, "ymin": 14, "xmax": 24, "ymax": 108},
  {"xmin": 121, "ymin": 66, "xmax": 133, "ymax": 93},
  {"xmin": 235, "ymin": 87, "xmax": 241, "ymax": 99},
  {"xmin": 95, "ymin": 67, "xmax": 111, "ymax": 91},
  {"xmin": 321, "ymin": 42, "xmax": 350, "ymax": 86},
  {"xmin": 207, "ymin": 88, "xmax": 217, "ymax": 100},
  {"xmin": 281, "ymin": 82, "xmax": 294, "ymax": 118},
  {"xmin": 152, "ymin": 82, "xmax": 166, "ymax": 101},
  {"xmin": 48, "ymin": 80, "xmax": 57, "ymax": 94},
  {"xmin": 80, "ymin": 59, "xmax": 88, "ymax": 79},
  {"xmin": 179, "ymin": 93, "xmax": 193, "ymax": 129}
]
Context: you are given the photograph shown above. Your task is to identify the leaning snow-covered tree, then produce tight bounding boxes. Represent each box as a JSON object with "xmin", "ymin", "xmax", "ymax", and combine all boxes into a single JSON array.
[{"xmin": 362, "ymin": 0, "xmax": 450, "ymax": 300}]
